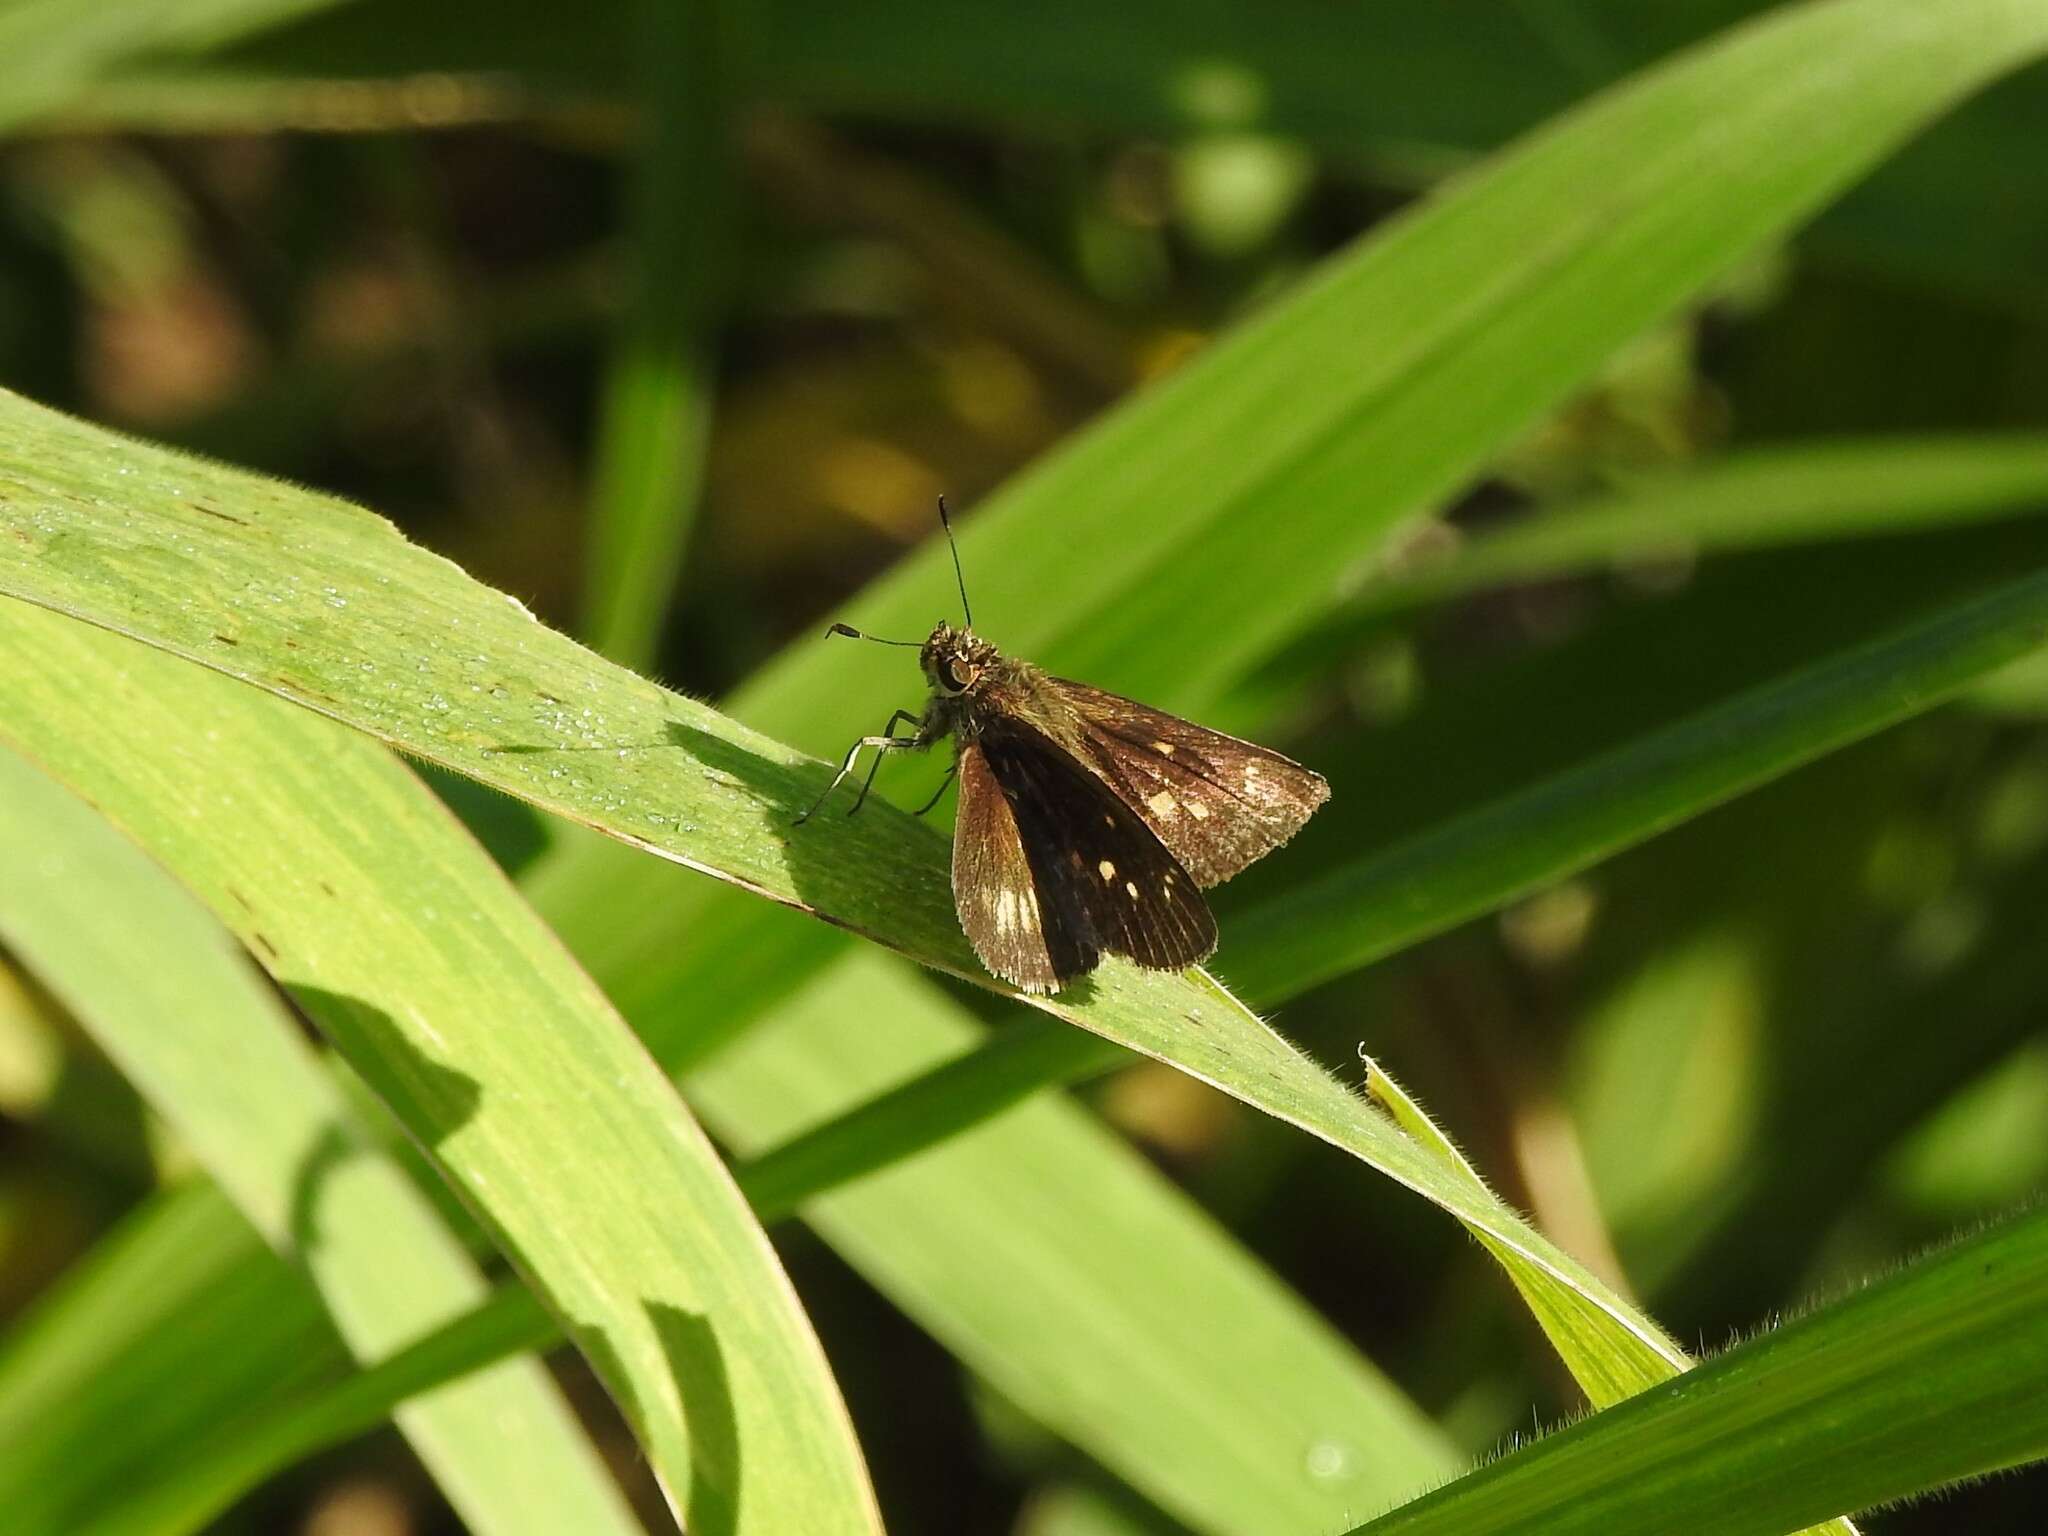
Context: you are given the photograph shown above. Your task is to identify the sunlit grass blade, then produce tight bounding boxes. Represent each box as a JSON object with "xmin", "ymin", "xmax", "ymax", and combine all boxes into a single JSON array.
[
  {"xmin": 0, "ymin": 744, "xmax": 644, "ymax": 1536},
  {"xmin": 0, "ymin": 604, "xmax": 880, "ymax": 1535},
  {"xmin": 1345, "ymin": 1205, "xmax": 2048, "ymax": 1536}
]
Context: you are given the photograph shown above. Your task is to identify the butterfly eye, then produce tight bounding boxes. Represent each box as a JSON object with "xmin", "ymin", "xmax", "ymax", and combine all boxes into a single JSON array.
[{"xmin": 946, "ymin": 658, "xmax": 977, "ymax": 691}]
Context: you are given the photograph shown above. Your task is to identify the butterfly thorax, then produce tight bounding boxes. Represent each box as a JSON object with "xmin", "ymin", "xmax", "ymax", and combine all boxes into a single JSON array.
[{"xmin": 919, "ymin": 622, "xmax": 1039, "ymax": 744}]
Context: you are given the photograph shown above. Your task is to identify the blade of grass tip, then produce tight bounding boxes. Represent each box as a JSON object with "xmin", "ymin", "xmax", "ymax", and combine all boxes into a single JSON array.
[
  {"xmin": 581, "ymin": 0, "xmax": 728, "ymax": 669},
  {"xmin": 0, "ymin": 742, "xmax": 647, "ymax": 1536},
  {"xmin": 0, "ymin": 604, "xmax": 882, "ymax": 1536},
  {"xmin": 1345, "ymin": 1205, "xmax": 2048, "ymax": 1536}
]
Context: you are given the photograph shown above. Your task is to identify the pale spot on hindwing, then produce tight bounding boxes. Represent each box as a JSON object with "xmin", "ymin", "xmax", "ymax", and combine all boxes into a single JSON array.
[
  {"xmin": 992, "ymin": 886, "xmax": 1038, "ymax": 936},
  {"xmin": 1146, "ymin": 790, "xmax": 1178, "ymax": 819},
  {"xmin": 1154, "ymin": 742, "xmax": 1176, "ymax": 755},
  {"xmin": 1125, "ymin": 881, "xmax": 1139, "ymax": 899},
  {"xmin": 1098, "ymin": 859, "xmax": 1117, "ymax": 880},
  {"xmin": 1187, "ymin": 801, "xmax": 1210, "ymax": 820}
]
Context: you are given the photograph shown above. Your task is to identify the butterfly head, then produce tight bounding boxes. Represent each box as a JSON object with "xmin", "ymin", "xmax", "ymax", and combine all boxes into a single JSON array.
[{"xmin": 921, "ymin": 621, "xmax": 999, "ymax": 696}]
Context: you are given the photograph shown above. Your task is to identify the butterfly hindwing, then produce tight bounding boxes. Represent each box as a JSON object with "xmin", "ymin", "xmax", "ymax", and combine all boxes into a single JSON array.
[
  {"xmin": 1043, "ymin": 678, "xmax": 1331, "ymax": 888},
  {"xmin": 963, "ymin": 720, "xmax": 1216, "ymax": 991}
]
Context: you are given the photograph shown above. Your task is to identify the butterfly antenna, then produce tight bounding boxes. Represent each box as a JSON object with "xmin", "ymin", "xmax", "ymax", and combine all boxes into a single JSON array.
[
  {"xmin": 938, "ymin": 494, "xmax": 973, "ymax": 630},
  {"xmin": 824, "ymin": 622, "xmax": 921, "ymax": 647}
]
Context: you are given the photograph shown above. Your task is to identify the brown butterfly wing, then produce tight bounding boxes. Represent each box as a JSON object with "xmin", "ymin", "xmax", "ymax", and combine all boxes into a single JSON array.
[
  {"xmin": 1044, "ymin": 678, "xmax": 1331, "ymax": 888},
  {"xmin": 951, "ymin": 739, "xmax": 1079, "ymax": 993},
  {"xmin": 953, "ymin": 721, "xmax": 1217, "ymax": 993}
]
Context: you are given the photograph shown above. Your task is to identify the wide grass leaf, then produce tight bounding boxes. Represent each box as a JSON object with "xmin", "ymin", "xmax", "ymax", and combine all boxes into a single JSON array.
[
  {"xmin": 0, "ymin": 744, "xmax": 644, "ymax": 1536},
  {"xmin": 0, "ymin": 602, "xmax": 880, "ymax": 1536}
]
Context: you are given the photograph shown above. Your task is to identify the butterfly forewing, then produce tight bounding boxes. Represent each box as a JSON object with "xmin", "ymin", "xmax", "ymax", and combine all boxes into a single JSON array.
[
  {"xmin": 1043, "ymin": 679, "xmax": 1331, "ymax": 888},
  {"xmin": 952, "ymin": 741, "xmax": 1087, "ymax": 992},
  {"xmin": 962, "ymin": 720, "xmax": 1216, "ymax": 992}
]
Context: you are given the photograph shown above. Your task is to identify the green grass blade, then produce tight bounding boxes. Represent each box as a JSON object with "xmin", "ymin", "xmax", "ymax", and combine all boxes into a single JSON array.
[
  {"xmin": 1346, "ymin": 1205, "xmax": 2048, "ymax": 1536},
  {"xmin": 0, "ymin": 744, "xmax": 645, "ymax": 1536},
  {"xmin": 0, "ymin": 605, "xmax": 880, "ymax": 1536},
  {"xmin": 580, "ymin": 0, "xmax": 726, "ymax": 668}
]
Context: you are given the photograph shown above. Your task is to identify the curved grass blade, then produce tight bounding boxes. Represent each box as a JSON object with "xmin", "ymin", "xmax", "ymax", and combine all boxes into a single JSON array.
[
  {"xmin": 0, "ymin": 604, "xmax": 881, "ymax": 1536},
  {"xmin": 1345, "ymin": 1205, "xmax": 2048, "ymax": 1536},
  {"xmin": 0, "ymin": 744, "xmax": 645, "ymax": 1536}
]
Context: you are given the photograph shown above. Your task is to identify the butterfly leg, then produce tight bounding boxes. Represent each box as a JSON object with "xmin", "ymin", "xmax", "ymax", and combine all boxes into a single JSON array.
[
  {"xmin": 846, "ymin": 709, "xmax": 930, "ymax": 815},
  {"xmin": 911, "ymin": 764, "xmax": 958, "ymax": 817},
  {"xmin": 794, "ymin": 710, "xmax": 926, "ymax": 824}
]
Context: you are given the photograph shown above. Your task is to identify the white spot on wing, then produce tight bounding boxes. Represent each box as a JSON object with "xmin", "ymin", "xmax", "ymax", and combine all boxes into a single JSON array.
[
  {"xmin": 1125, "ymin": 881, "xmax": 1139, "ymax": 899},
  {"xmin": 1146, "ymin": 790, "xmax": 1178, "ymax": 818},
  {"xmin": 1187, "ymin": 801, "xmax": 1210, "ymax": 820},
  {"xmin": 1098, "ymin": 859, "xmax": 1117, "ymax": 880},
  {"xmin": 1154, "ymin": 742, "xmax": 1176, "ymax": 755}
]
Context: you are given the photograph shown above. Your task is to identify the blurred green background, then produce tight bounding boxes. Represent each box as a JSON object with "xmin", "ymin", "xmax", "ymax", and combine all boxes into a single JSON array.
[{"xmin": 3, "ymin": 2, "xmax": 2048, "ymax": 1532}]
